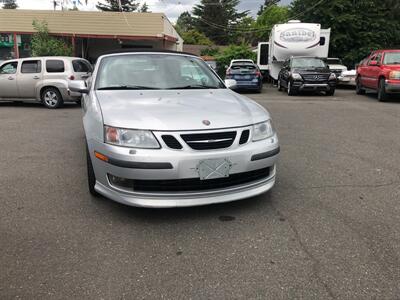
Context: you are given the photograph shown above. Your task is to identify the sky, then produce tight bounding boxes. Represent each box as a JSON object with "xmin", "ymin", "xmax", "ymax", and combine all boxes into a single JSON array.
[{"xmin": 16, "ymin": 0, "xmax": 292, "ymax": 22}]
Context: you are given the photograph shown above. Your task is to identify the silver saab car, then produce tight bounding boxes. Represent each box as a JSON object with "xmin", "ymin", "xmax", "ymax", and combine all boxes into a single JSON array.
[{"xmin": 70, "ymin": 52, "xmax": 280, "ymax": 208}]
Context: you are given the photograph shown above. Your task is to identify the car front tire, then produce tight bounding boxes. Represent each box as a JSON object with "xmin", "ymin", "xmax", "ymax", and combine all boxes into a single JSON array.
[
  {"xmin": 377, "ymin": 78, "xmax": 388, "ymax": 102},
  {"xmin": 41, "ymin": 87, "xmax": 63, "ymax": 109},
  {"xmin": 287, "ymin": 80, "xmax": 297, "ymax": 96},
  {"xmin": 356, "ymin": 78, "xmax": 366, "ymax": 95},
  {"xmin": 326, "ymin": 89, "xmax": 335, "ymax": 96},
  {"xmin": 86, "ymin": 145, "xmax": 99, "ymax": 197},
  {"xmin": 277, "ymin": 78, "xmax": 283, "ymax": 91}
]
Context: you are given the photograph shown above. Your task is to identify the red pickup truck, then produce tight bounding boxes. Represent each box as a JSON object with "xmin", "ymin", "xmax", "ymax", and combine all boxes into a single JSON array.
[{"xmin": 356, "ymin": 49, "xmax": 400, "ymax": 101}]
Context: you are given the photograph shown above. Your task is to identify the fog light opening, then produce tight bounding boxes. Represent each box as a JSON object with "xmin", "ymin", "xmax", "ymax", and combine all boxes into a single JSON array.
[{"xmin": 108, "ymin": 174, "xmax": 134, "ymax": 189}]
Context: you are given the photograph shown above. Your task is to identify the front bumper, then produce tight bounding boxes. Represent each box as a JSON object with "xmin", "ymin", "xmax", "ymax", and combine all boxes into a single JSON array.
[
  {"xmin": 293, "ymin": 81, "xmax": 336, "ymax": 91},
  {"xmin": 88, "ymin": 132, "xmax": 279, "ymax": 208},
  {"xmin": 338, "ymin": 76, "xmax": 356, "ymax": 86},
  {"xmin": 385, "ymin": 79, "xmax": 400, "ymax": 93}
]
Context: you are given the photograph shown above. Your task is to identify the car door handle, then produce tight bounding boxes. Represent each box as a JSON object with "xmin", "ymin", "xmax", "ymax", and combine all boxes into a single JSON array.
[
  {"xmin": 8, "ymin": 76, "xmax": 14, "ymax": 80},
  {"xmin": 33, "ymin": 76, "xmax": 40, "ymax": 80}
]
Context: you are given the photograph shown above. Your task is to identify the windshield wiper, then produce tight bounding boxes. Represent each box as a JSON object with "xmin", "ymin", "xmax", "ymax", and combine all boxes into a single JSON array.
[
  {"xmin": 97, "ymin": 85, "xmax": 159, "ymax": 90},
  {"xmin": 167, "ymin": 85, "xmax": 220, "ymax": 90}
]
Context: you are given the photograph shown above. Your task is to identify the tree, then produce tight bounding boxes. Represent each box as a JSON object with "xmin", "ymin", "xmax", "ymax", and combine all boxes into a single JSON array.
[
  {"xmin": 253, "ymin": 5, "xmax": 289, "ymax": 42},
  {"xmin": 96, "ymin": 0, "xmax": 139, "ymax": 12},
  {"xmin": 2, "ymin": 0, "xmax": 18, "ymax": 9},
  {"xmin": 289, "ymin": 0, "xmax": 400, "ymax": 67},
  {"xmin": 175, "ymin": 11, "xmax": 195, "ymax": 34},
  {"xmin": 31, "ymin": 20, "xmax": 73, "ymax": 57},
  {"xmin": 257, "ymin": 0, "xmax": 280, "ymax": 15},
  {"xmin": 180, "ymin": 30, "xmax": 213, "ymax": 46},
  {"xmin": 139, "ymin": 2, "xmax": 149, "ymax": 12},
  {"xmin": 192, "ymin": 0, "xmax": 249, "ymax": 45}
]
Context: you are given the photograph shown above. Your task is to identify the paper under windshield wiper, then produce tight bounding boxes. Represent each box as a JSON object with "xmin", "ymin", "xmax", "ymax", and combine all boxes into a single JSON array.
[
  {"xmin": 97, "ymin": 85, "xmax": 158, "ymax": 90},
  {"xmin": 168, "ymin": 85, "xmax": 219, "ymax": 90}
]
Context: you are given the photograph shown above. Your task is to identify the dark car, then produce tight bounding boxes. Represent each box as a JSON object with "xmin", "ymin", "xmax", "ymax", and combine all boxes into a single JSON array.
[
  {"xmin": 277, "ymin": 56, "xmax": 337, "ymax": 96},
  {"xmin": 225, "ymin": 62, "xmax": 263, "ymax": 93}
]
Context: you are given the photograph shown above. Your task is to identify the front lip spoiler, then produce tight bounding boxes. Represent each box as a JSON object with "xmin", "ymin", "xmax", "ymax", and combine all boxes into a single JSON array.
[
  {"xmin": 251, "ymin": 147, "xmax": 280, "ymax": 161},
  {"xmin": 108, "ymin": 157, "xmax": 173, "ymax": 169}
]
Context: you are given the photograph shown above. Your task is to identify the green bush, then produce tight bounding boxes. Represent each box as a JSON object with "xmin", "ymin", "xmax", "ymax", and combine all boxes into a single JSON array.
[
  {"xmin": 215, "ymin": 44, "xmax": 256, "ymax": 77},
  {"xmin": 31, "ymin": 20, "xmax": 73, "ymax": 57},
  {"xmin": 200, "ymin": 47, "xmax": 220, "ymax": 57}
]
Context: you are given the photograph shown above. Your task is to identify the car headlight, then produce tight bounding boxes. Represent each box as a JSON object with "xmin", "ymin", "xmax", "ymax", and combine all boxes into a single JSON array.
[
  {"xmin": 104, "ymin": 126, "xmax": 160, "ymax": 148},
  {"xmin": 291, "ymin": 72, "xmax": 302, "ymax": 80},
  {"xmin": 389, "ymin": 71, "xmax": 400, "ymax": 79},
  {"xmin": 329, "ymin": 73, "xmax": 337, "ymax": 80},
  {"xmin": 253, "ymin": 120, "xmax": 274, "ymax": 141}
]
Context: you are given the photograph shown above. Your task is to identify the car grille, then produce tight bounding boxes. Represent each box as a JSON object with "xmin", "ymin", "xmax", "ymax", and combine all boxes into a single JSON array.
[
  {"xmin": 239, "ymin": 130, "xmax": 250, "ymax": 145},
  {"xmin": 124, "ymin": 167, "xmax": 271, "ymax": 192},
  {"xmin": 162, "ymin": 135, "xmax": 183, "ymax": 150},
  {"xmin": 181, "ymin": 131, "xmax": 237, "ymax": 150},
  {"xmin": 331, "ymin": 69, "xmax": 343, "ymax": 77},
  {"xmin": 301, "ymin": 74, "xmax": 330, "ymax": 82}
]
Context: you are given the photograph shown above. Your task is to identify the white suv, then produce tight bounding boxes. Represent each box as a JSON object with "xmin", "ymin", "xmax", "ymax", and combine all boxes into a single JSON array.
[{"xmin": 0, "ymin": 56, "xmax": 92, "ymax": 108}]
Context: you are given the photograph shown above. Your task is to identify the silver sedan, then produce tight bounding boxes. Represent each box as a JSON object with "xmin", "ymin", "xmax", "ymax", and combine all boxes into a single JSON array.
[{"xmin": 70, "ymin": 52, "xmax": 280, "ymax": 208}]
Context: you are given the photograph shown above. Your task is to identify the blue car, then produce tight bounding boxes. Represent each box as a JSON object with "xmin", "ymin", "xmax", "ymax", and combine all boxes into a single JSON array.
[{"xmin": 225, "ymin": 62, "xmax": 263, "ymax": 93}]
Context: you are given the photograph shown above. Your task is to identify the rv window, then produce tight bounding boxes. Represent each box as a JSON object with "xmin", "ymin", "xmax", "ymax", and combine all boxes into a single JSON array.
[{"xmin": 320, "ymin": 37, "xmax": 326, "ymax": 46}]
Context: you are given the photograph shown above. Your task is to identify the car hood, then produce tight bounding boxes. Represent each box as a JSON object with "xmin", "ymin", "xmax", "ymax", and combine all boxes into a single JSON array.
[
  {"xmin": 382, "ymin": 65, "xmax": 400, "ymax": 71},
  {"xmin": 328, "ymin": 64, "xmax": 347, "ymax": 71},
  {"xmin": 95, "ymin": 89, "xmax": 269, "ymax": 131}
]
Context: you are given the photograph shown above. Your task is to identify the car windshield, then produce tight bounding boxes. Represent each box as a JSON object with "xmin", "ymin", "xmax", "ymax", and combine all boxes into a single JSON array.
[
  {"xmin": 292, "ymin": 58, "xmax": 327, "ymax": 68},
  {"xmin": 95, "ymin": 54, "xmax": 225, "ymax": 90},
  {"xmin": 383, "ymin": 52, "xmax": 400, "ymax": 65}
]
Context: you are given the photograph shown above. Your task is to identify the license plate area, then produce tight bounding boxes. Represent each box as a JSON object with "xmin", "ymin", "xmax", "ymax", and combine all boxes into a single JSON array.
[{"xmin": 197, "ymin": 158, "xmax": 232, "ymax": 180}]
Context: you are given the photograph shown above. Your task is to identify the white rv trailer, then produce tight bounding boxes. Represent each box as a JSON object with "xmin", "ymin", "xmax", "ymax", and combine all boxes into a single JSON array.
[
  {"xmin": 257, "ymin": 42, "xmax": 270, "ymax": 76},
  {"xmin": 268, "ymin": 20, "xmax": 331, "ymax": 80}
]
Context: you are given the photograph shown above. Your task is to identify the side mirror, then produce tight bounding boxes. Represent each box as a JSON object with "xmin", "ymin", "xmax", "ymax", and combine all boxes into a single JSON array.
[
  {"xmin": 81, "ymin": 73, "xmax": 91, "ymax": 80},
  {"xmin": 225, "ymin": 79, "xmax": 237, "ymax": 90},
  {"xmin": 69, "ymin": 80, "xmax": 89, "ymax": 94},
  {"xmin": 369, "ymin": 60, "xmax": 379, "ymax": 66}
]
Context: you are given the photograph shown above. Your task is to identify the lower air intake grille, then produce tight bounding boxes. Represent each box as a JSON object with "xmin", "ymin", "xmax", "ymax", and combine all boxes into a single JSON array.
[
  {"xmin": 181, "ymin": 131, "xmax": 237, "ymax": 150},
  {"xmin": 128, "ymin": 167, "xmax": 271, "ymax": 192}
]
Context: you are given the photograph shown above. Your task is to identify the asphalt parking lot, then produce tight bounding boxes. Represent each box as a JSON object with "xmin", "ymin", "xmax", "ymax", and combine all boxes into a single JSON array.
[{"xmin": 1, "ymin": 85, "xmax": 400, "ymax": 299}]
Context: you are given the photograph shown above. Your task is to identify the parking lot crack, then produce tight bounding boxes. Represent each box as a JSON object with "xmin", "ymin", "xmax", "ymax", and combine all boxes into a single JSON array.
[{"xmin": 271, "ymin": 204, "xmax": 337, "ymax": 300}]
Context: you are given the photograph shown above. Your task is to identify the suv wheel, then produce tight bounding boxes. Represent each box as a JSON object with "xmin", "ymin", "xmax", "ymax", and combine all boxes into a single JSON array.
[
  {"xmin": 277, "ymin": 78, "xmax": 282, "ymax": 91},
  {"xmin": 377, "ymin": 78, "xmax": 388, "ymax": 102},
  {"xmin": 356, "ymin": 78, "xmax": 366, "ymax": 95},
  {"xmin": 42, "ymin": 87, "xmax": 63, "ymax": 109},
  {"xmin": 326, "ymin": 89, "xmax": 335, "ymax": 96},
  {"xmin": 86, "ymin": 145, "xmax": 99, "ymax": 197},
  {"xmin": 287, "ymin": 80, "xmax": 297, "ymax": 96}
]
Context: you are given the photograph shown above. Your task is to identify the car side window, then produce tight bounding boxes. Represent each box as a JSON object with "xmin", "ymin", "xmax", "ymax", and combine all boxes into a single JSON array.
[
  {"xmin": 21, "ymin": 60, "xmax": 42, "ymax": 74},
  {"xmin": 375, "ymin": 53, "xmax": 382, "ymax": 64},
  {"xmin": 368, "ymin": 55, "xmax": 377, "ymax": 65},
  {"xmin": 0, "ymin": 62, "xmax": 18, "ymax": 74},
  {"xmin": 46, "ymin": 60, "xmax": 65, "ymax": 73}
]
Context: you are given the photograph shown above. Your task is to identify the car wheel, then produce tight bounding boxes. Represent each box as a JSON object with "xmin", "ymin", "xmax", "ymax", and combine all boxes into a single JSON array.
[
  {"xmin": 326, "ymin": 89, "xmax": 335, "ymax": 96},
  {"xmin": 277, "ymin": 78, "xmax": 282, "ymax": 91},
  {"xmin": 377, "ymin": 78, "xmax": 388, "ymax": 102},
  {"xmin": 41, "ymin": 87, "xmax": 63, "ymax": 109},
  {"xmin": 86, "ymin": 145, "xmax": 99, "ymax": 197},
  {"xmin": 287, "ymin": 80, "xmax": 297, "ymax": 96},
  {"xmin": 355, "ymin": 78, "xmax": 366, "ymax": 95}
]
